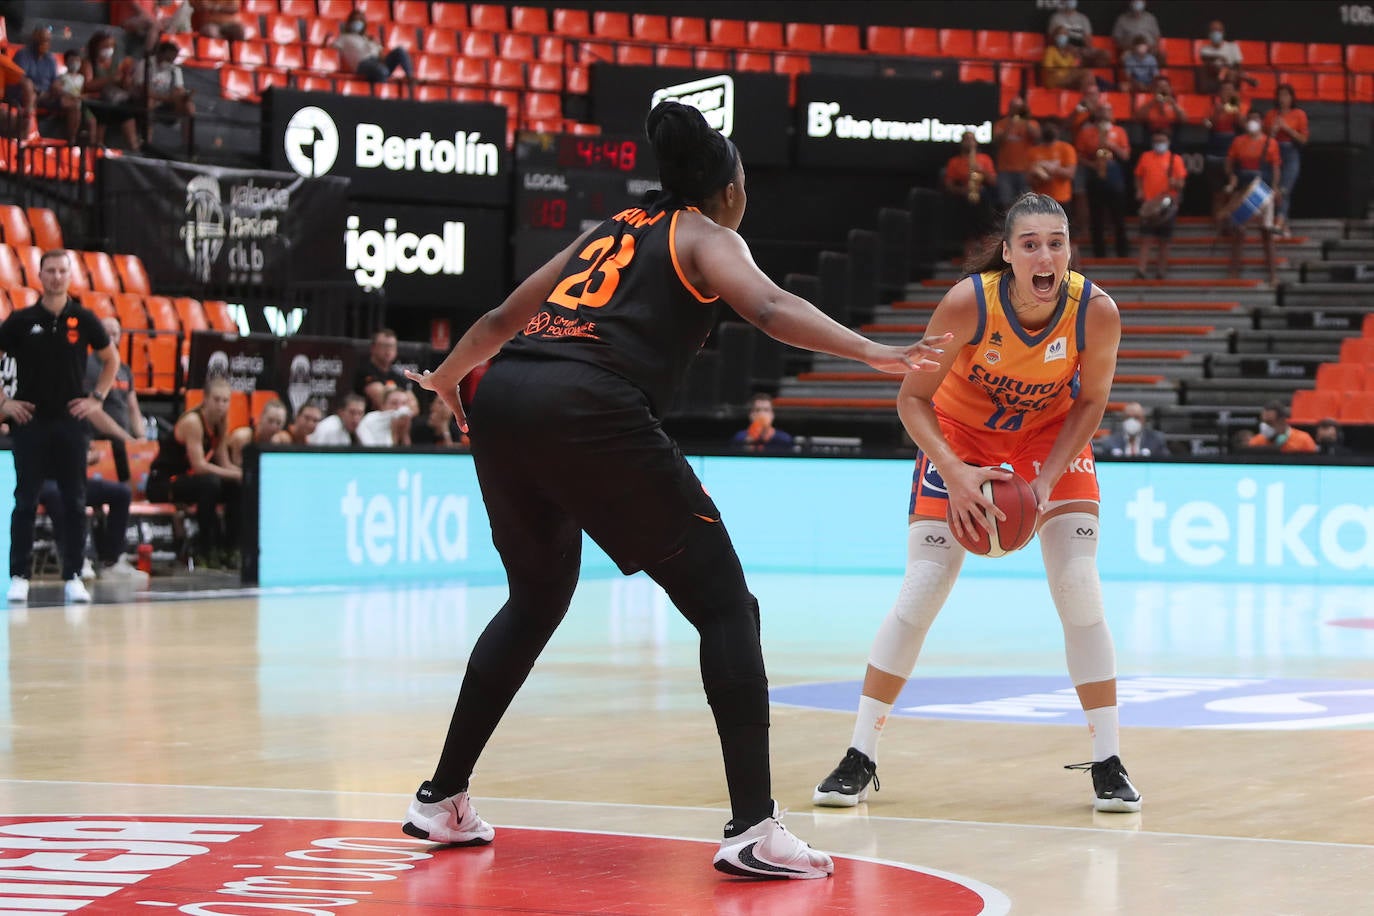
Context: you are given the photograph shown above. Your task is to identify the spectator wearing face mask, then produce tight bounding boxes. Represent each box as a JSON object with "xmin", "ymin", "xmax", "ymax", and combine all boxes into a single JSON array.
[
  {"xmin": 1223, "ymin": 110, "xmax": 1282, "ymax": 285},
  {"xmin": 1094, "ymin": 402, "xmax": 1168, "ymax": 458},
  {"xmin": 1198, "ymin": 20, "xmax": 1244, "ymax": 95},
  {"xmin": 1119, "ymin": 34, "xmax": 1159, "ymax": 93},
  {"xmin": 1026, "ymin": 122, "xmax": 1077, "ymax": 211},
  {"xmin": 333, "ymin": 9, "xmax": 415, "ymax": 90},
  {"xmin": 1042, "ymin": 26, "xmax": 1086, "ymax": 90},
  {"xmin": 1134, "ymin": 76, "xmax": 1184, "ymax": 142},
  {"xmin": 1047, "ymin": 0, "xmax": 1107, "ymax": 64},
  {"xmin": 1133, "ymin": 130, "xmax": 1186, "ymax": 279},
  {"xmin": 1112, "ymin": 0, "xmax": 1162, "ymax": 61},
  {"xmin": 1246, "ymin": 401, "xmax": 1316, "ymax": 454}
]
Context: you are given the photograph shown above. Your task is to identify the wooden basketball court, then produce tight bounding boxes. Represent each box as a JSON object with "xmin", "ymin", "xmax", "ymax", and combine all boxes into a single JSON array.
[{"xmin": 3, "ymin": 572, "xmax": 1372, "ymax": 913}]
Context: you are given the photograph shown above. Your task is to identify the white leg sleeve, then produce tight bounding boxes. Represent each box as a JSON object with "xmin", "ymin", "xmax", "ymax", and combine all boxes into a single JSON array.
[
  {"xmin": 867, "ymin": 520, "xmax": 965, "ymax": 677},
  {"xmin": 1039, "ymin": 512, "xmax": 1117, "ymax": 686}
]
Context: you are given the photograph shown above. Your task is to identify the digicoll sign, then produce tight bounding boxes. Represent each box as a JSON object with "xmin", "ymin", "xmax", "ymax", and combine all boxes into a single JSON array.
[
  {"xmin": 263, "ymin": 88, "xmax": 509, "ymax": 205},
  {"xmin": 589, "ymin": 65, "xmax": 791, "ymax": 168},
  {"xmin": 794, "ymin": 75, "xmax": 998, "ymax": 173},
  {"xmin": 343, "ymin": 201, "xmax": 506, "ymax": 307}
]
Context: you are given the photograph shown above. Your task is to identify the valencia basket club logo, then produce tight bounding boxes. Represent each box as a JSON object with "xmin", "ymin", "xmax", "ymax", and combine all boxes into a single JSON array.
[
  {"xmin": 284, "ymin": 105, "xmax": 340, "ymax": 178},
  {"xmin": 180, "ymin": 174, "xmax": 226, "ymax": 284}
]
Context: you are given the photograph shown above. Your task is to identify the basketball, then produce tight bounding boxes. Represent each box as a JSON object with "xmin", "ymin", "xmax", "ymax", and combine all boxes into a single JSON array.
[{"xmin": 947, "ymin": 474, "xmax": 1039, "ymax": 557}]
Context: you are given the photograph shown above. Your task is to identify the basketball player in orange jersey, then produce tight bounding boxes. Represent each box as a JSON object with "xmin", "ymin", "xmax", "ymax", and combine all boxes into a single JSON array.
[
  {"xmin": 400, "ymin": 101, "xmax": 948, "ymax": 879},
  {"xmin": 814, "ymin": 192, "xmax": 1142, "ymax": 815}
]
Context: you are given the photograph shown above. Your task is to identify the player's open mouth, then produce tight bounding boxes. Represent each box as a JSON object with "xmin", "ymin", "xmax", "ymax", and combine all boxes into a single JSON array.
[{"xmin": 1032, "ymin": 272, "xmax": 1056, "ymax": 295}]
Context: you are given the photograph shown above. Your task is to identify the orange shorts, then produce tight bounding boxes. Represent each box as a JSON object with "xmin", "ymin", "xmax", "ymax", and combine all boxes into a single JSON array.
[{"xmin": 908, "ymin": 414, "xmax": 1100, "ymax": 517}]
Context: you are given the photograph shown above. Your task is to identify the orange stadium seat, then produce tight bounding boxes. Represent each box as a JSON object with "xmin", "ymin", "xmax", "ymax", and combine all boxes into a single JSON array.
[
  {"xmin": 25, "ymin": 207, "xmax": 63, "ymax": 250},
  {"xmin": 7, "ymin": 286, "xmax": 37, "ymax": 310},
  {"xmin": 576, "ymin": 41, "xmax": 615, "ymax": 65},
  {"xmin": 1340, "ymin": 336, "xmax": 1374, "ymax": 363},
  {"xmin": 746, "ymin": 21, "xmax": 786, "ymax": 51},
  {"xmin": 172, "ymin": 298, "xmax": 210, "ymax": 358},
  {"xmin": 114, "ymin": 293, "xmax": 150, "ymax": 330},
  {"xmin": 552, "ymin": 8, "xmax": 591, "ymax": 38},
  {"xmin": 1316, "ymin": 362, "xmax": 1365, "ymax": 391},
  {"xmin": 938, "ymin": 28, "xmax": 976, "ymax": 59},
  {"xmin": 16, "ymin": 245, "xmax": 41, "ymax": 288},
  {"xmin": 0, "ymin": 290, "xmax": 12, "ymax": 320},
  {"xmin": 865, "ymin": 26, "xmax": 903, "ymax": 56},
  {"xmin": 1346, "ymin": 44, "xmax": 1374, "ymax": 72},
  {"xmin": 80, "ymin": 292, "xmax": 117, "ymax": 320},
  {"xmin": 1359, "ymin": 75, "xmax": 1374, "ymax": 103},
  {"xmin": 510, "ymin": 6, "xmax": 549, "ymax": 33},
  {"xmin": 113, "ymin": 254, "xmax": 151, "ymax": 296},
  {"xmin": 1307, "ymin": 43, "xmax": 1343, "ymax": 67},
  {"xmin": 279, "ymin": 0, "xmax": 315, "ymax": 15},
  {"xmin": 0, "ymin": 204, "xmax": 32, "ymax": 246},
  {"xmin": 785, "ymin": 23, "xmax": 823, "ymax": 52},
  {"xmin": 1269, "ymin": 41, "xmax": 1306, "ymax": 68},
  {"xmin": 1364, "ymin": 313, "xmax": 1374, "ymax": 336},
  {"xmin": 974, "ymin": 30, "xmax": 1012, "ymax": 60},
  {"xmin": 82, "ymin": 251, "xmax": 121, "ymax": 293},
  {"xmin": 1281, "ymin": 71, "xmax": 1317, "ymax": 96},
  {"xmin": 1315, "ymin": 73, "xmax": 1347, "ymax": 101},
  {"xmin": 202, "ymin": 300, "xmax": 239, "ymax": 334},
  {"xmin": 710, "ymin": 19, "xmax": 747, "ymax": 47},
  {"xmin": 336, "ymin": 79, "xmax": 371, "ymax": 96},
  {"xmin": 1339, "ymin": 392, "xmax": 1374, "ymax": 422},
  {"xmin": 1290, "ymin": 389, "xmax": 1342, "ymax": 424},
  {"xmin": 1011, "ymin": 31, "xmax": 1044, "ymax": 59},
  {"xmin": 670, "ymin": 16, "xmax": 707, "ymax": 45},
  {"xmin": 1156, "ymin": 36, "xmax": 1191, "ymax": 65},
  {"xmin": 64, "ymin": 251, "xmax": 90, "ymax": 294},
  {"xmin": 0, "ymin": 245, "xmax": 23, "ymax": 288},
  {"xmin": 1234, "ymin": 40, "xmax": 1268, "ymax": 66},
  {"xmin": 392, "ymin": 0, "xmax": 430, "ymax": 26},
  {"xmin": 632, "ymin": 14, "xmax": 669, "ymax": 43}
]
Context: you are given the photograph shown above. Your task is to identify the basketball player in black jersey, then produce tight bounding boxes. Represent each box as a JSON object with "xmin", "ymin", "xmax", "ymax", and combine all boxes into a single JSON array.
[{"xmin": 401, "ymin": 101, "xmax": 948, "ymax": 879}]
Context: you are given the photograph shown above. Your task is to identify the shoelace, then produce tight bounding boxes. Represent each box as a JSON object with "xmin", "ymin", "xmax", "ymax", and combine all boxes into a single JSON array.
[
  {"xmin": 1063, "ymin": 761, "xmax": 1095, "ymax": 772},
  {"xmin": 839, "ymin": 751, "xmax": 879, "ymax": 791}
]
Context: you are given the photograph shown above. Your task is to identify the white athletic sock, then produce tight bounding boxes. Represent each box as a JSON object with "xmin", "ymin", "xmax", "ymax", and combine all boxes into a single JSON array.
[
  {"xmin": 850, "ymin": 695, "xmax": 893, "ymax": 760},
  {"xmin": 1085, "ymin": 706, "xmax": 1120, "ymax": 761}
]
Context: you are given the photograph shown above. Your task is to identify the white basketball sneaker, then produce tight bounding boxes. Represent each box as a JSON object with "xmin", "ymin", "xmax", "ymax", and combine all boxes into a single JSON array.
[
  {"xmin": 401, "ymin": 781, "xmax": 494, "ymax": 846},
  {"xmin": 712, "ymin": 804, "xmax": 834, "ymax": 879}
]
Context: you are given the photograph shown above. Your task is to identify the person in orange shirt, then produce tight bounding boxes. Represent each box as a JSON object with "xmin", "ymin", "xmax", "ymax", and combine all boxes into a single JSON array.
[
  {"xmin": 1133, "ymin": 130, "xmax": 1187, "ymax": 279},
  {"xmin": 993, "ymin": 96, "xmax": 1041, "ymax": 207},
  {"xmin": 1224, "ymin": 110, "xmax": 1282, "ymax": 284},
  {"xmin": 1027, "ymin": 122, "xmax": 1077, "ymax": 208},
  {"xmin": 943, "ymin": 131, "xmax": 998, "ymax": 265},
  {"xmin": 1133, "ymin": 75, "xmax": 1184, "ymax": 142},
  {"xmin": 1263, "ymin": 84, "xmax": 1309, "ymax": 237},
  {"xmin": 813, "ymin": 191, "xmax": 1142, "ymax": 816},
  {"xmin": 1075, "ymin": 102, "xmax": 1131, "ymax": 258},
  {"xmin": 1246, "ymin": 400, "xmax": 1317, "ymax": 453}
]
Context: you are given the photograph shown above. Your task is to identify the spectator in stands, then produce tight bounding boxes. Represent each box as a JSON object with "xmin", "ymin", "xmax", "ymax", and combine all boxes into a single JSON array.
[
  {"xmin": 993, "ymin": 97, "xmax": 1041, "ymax": 207},
  {"xmin": 333, "ymin": 9, "xmax": 415, "ymax": 90},
  {"xmin": 1111, "ymin": 0, "xmax": 1162, "ymax": 62},
  {"xmin": 1133, "ymin": 129, "xmax": 1186, "ymax": 279},
  {"xmin": 1094, "ymin": 402, "xmax": 1169, "ymax": 457},
  {"xmin": 942, "ymin": 131, "xmax": 997, "ymax": 266},
  {"xmin": 357, "ymin": 388, "xmax": 417, "ymax": 446},
  {"xmin": 307, "ymin": 393, "xmax": 368, "ymax": 446},
  {"xmin": 82, "ymin": 30, "xmax": 141, "ymax": 152},
  {"xmin": 193, "ymin": 0, "xmax": 247, "ymax": 42},
  {"xmin": 53, "ymin": 49, "xmax": 96, "ymax": 145},
  {"xmin": 120, "ymin": 0, "xmax": 194, "ymax": 58},
  {"xmin": 355, "ymin": 328, "xmax": 410, "ymax": 410},
  {"xmin": 1041, "ymin": 26, "xmax": 1086, "ymax": 90},
  {"xmin": 732, "ymin": 393, "xmax": 794, "ymax": 453},
  {"xmin": 146, "ymin": 376, "xmax": 243, "ymax": 567},
  {"xmin": 1119, "ymin": 34, "xmax": 1159, "ymax": 92},
  {"xmin": 1204, "ymin": 78, "xmax": 1247, "ymax": 211},
  {"xmin": 87, "ymin": 317, "xmax": 147, "ymax": 442},
  {"xmin": 1046, "ymin": 0, "xmax": 1106, "ymax": 65},
  {"xmin": 0, "ymin": 248, "xmax": 119, "ymax": 605},
  {"xmin": 226, "ymin": 398, "xmax": 287, "ymax": 468},
  {"xmin": 1067, "ymin": 81, "xmax": 1102, "ymax": 136},
  {"xmin": 1263, "ymin": 84, "xmax": 1308, "ymax": 238},
  {"xmin": 279, "ymin": 402, "xmax": 323, "ymax": 445},
  {"xmin": 1066, "ymin": 81, "xmax": 1101, "ymax": 234},
  {"xmin": 1313, "ymin": 418, "xmax": 1349, "ymax": 457},
  {"xmin": 1197, "ymin": 20, "xmax": 1243, "ymax": 96},
  {"xmin": 1133, "ymin": 75, "xmax": 1184, "ymax": 143},
  {"xmin": 410, "ymin": 396, "xmax": 465, "ymax": 447},
  {"xmin": 37, "ymin": 441, "xmax": 146, "ymax": 586},
  {"xmin": 1075, "ymin": 102, "xmax": 1131, "ymax": 259},
  {"xmin": 1223, "ymin": 110, "xmax": 1282, "ymax": 285},
  {"xmin": 1026, "ymin": 122, "xmax": 1077, "ymax": 215},
  {"xmin": 133, "ymin": 40, "xmax": 195, "ymax": 150},
  {"xmin": 5, "ymin": 26, "xmax": 60, "ymax": 137},
  {"xmin": 1246, "ymin": 400, "xmax": 1316, "ymax": 453}
]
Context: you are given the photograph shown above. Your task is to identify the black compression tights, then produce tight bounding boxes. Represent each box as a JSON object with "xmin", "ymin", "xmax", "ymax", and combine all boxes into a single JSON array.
[{"xmin": 429, "ymin": 524, "xmax": 772, "ymax": 827}]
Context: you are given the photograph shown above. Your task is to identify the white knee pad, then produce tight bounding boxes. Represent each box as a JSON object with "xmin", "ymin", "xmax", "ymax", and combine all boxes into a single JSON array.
[
  {"xmin": 868, "ymin": 520, "xmax": 964, "ymax": 677},
  {"xmin": 1039, "ymin": 512, "xmax": 1116, "ymax": 685}
]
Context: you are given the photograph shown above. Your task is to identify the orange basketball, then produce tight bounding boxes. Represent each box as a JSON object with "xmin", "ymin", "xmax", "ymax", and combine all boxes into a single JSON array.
[{"xmin": 947, "ymin": 474, "xmax": 1039, "ymax": 557}]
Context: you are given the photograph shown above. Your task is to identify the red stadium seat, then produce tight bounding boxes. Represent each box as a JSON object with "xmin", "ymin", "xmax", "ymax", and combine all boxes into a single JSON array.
[
  {"xmin": 380, "ymin": 24, "xmax": 417, "ymax": 51},
  {"xmin": 1315, "ymin": 73, "xmax": 1347, "ymax": 101},
  {"xmin": 25, "ymin": 206, "xmax": 62, "ymax": 250},
  {"xmin": 710, "ymin": 19, "xmax": 747, "ymax": 47},
  {"xmin": 960, "ymin": 61, "xmax": 995, "ymax": 83},
  {"xmin": 632, "ymin": 14, "xmax": 669, "ymax": 43},
  {"xmin": 257, "ymin": 69, "xmax": 288, "ymax": 95},
  {"xmin": 655, "ymin": 46, "xmax": 692, "ymax": 68},
  {"xmin": 15, "ymin": 244, "xmax": 41, "ymax": 288},
  {"xmin": 536, "ymin": 36, "xmax": 565, "ymax": 63},
  {"xmin": 694, "ymin": 48, "xmax": 729, "ymax": 70},
  {"xmin": 1316, "ymin": 362, "xmax": 1364, "ymax": 391},
  {"xmin": 746, "ymin": 21, "xmax": 785, "ymax": 51},
  {"xmin": 0, "ymin": 204, "xmax": 32, "ymax": 247},
  {"xmin": 785, "ymin": 23, "xmax": 823, "ymax": 52},
  {"xmin": 278, "ymin": 0, "xmax": 315, "ymax": 15},
  {"xmin": 1339, "ymin": 392, "xmax": 1374, "ymax": 423},
  {"xmin": 62, "ymin": 251, "xmax": 90, "ymax": 294},
  {"xmin": 392, "ymin": 0, "xmax": 430, "ymax": 26},
  {"xmin": 421, "ymin": 28, "xmax": 457, "ymax": 56},
  {"xmin": 469, "ymin": 3, "xmax": 508, "ymax": 32},
  {"xmin": 734, "ymin": 52, "xmax": 772, "ymax": 73},
  {"xmin": 461, "ymin": 31, "xmax": 498, "ymax": 59},
  {"xmin": 1289, "ymin": 389, "xmax": 1343, "ymax": 424},
  {"xmin": 0, "ymin": 245, "xmax": 24, "ymax": 288},
  {"xmin": 824, "ymin": 24, "xmax": 862, "ymax": 54},
  {"xmin": 452, "ymin": 57, "xmax": 488, "ymax": 85},
  {"xmin": 1011, "ymin": 31, "xmax": 1044, "ymax": 59},
  {"xmin": 431, "ymin": 2, "xmax": 468, "ymax": 30},
  {"xmin": 510, "ymin": 6, "xmax": 549, "ymax": 33},
  {"xmin": 196, "ymin": 36, "xmax": 231, "ymax": 63},
  {"xmin": 304, "ymin": 46, "xmax": 340, "ymax": 74},
  {"xmin": 1269, "ymin": 42, "xmax": 1306, "ymax": 68},
  {"xmin": 263, "ymin": 15, "xmax": 301, "ymax": 44},
  {"xmin": 269, "ymin": 42, "xmax": 304, "ymax": 70},
  {"xmin": 231, "ymin": 39, "xmax": 268, "ymax": 66},
  {"xmin": 1340, "ymin": 336, "xmax": 1374, "ymax": 363},
  {"xmin": 592, "ymin": 10, "xmax": 630, "ymax": 39},
  {"xmin": 523, "ymin": 92, "xmax": 562, "ymax": 122},
  {"xmin": 1026, "ymin": 87, "xmax": 1069, "ymax": 118},
  {"xmin": 489, "ymin": 59, "xmax": 525, "ymax": 89},
  {"xmin": 1235, "ymin": 40, "xmax": 1268, "ymax": 67},
  {"xmin": 774, "ymin": 53, "xmax": 810, "ymax": 76},
  {"xmin": 301, "ymin": 17, "xmax": 340, "ymax": 47},
  {"xmin": 201, "ymin": 300, "xmax": 238, "ymax": 334},
  {"xmin": 615, "ymin": 44, "xmax": 654, "ymax": 67},
  {"xmin": 7, "ymin": 285, "xmax": 37, "ymax": 309},
  {"xmin": 552, "ymin": 8, "xmax": 591, "ymax": 38},
  {"xmin": 414, "ymin": 84, "xmax": 448, "ymax": 102},
  {"xmin": 414, "ymin": 53, "xmax": 449, "ymax": 84},
  {"xmin": 1280, "ymin": 71, "xmax": 1317, "ymax": 96},
  {"xmin": 865, "ymin": 26, "xmax": 903, "ymax": 56},
  {"xmin": 221, "ymin": 66, "xmax": 257, "ymax": 101},
  {"xmin": 938, "ymin": 29, "xmax": 976, "ymax": 59},
  {"xmin": 904, "ymin": 28, "xmax": 940, "ymax": 57},
  {"xmin": 1307, "ymin": 43, "xmax": 1343, "ymax": 67},
  {"xmin": 974, "ymin": 30, "xmax": 1012, "ymax": 60},
  {"xmin": 1353, "ymin": 73, "xmax": 1374, "ymax": 102},
  {"xmin": 1347, "ymin": 44, "xmax": 1374, "ymax": 72},
  {"xmin": 1156, "ymin": 36, "xmax": 1192, "ymax": 66},
  {"xmin": 670, "ymin": 17, "xmax": 707, "ymax": 45},
  {"xmin": 566, "ymin": 65, "xmax": 590, "ymax": 95}
]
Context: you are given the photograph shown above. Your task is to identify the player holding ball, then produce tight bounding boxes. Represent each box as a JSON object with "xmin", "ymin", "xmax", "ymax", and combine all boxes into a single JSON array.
[{"xmin": 813, "ymin": 192, "xmax": 1141, "ymax": 815}]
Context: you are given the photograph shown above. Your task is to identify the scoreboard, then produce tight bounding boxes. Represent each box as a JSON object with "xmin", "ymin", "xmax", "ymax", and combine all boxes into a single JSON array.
[{"xmin": 512, "ymin": 132, "xmax": 659, "ymax": 278}]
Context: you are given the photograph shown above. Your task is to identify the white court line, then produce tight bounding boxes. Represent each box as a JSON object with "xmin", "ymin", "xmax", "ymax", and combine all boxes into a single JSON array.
[{"xmin": 4, "ymin": 779, "xmax": 1371, "ymax": 850}]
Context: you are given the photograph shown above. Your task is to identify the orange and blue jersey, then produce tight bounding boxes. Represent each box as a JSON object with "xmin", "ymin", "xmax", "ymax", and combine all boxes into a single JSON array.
[{"xmin": 933, "ymin": 269, "xmax": 1092, "ymax": 435}]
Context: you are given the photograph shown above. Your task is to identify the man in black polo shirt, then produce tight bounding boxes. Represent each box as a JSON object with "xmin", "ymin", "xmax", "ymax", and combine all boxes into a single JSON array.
[
  {"xmin": 354, "ymin": 328, "xmax": 410, "ymax": 410},
  {"xmin": 0, "ymin": 249, "xmax": 118, "ymax": 604}
]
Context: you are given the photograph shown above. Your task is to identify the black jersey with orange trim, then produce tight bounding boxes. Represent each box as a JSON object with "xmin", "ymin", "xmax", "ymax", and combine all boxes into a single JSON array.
[{"xmin": 500, "ymin": 197, "xmax": 719, "ymax": 414}]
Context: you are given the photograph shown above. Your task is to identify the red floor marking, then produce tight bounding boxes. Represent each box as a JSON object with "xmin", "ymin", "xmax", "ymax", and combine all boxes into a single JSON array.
[
  {"xmin": 1328, "ymin": 618, "xmax": 1374, "ymax": 629},
  {"xmin": 0, "ymin": 816, "xmax": 1002, "ymax": 914}
]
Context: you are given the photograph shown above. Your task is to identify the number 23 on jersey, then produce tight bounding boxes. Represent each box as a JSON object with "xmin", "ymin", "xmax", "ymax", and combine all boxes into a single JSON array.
[{"xmin": 547, "ymin": 233, "xmax": 638, "ymax": 311}]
